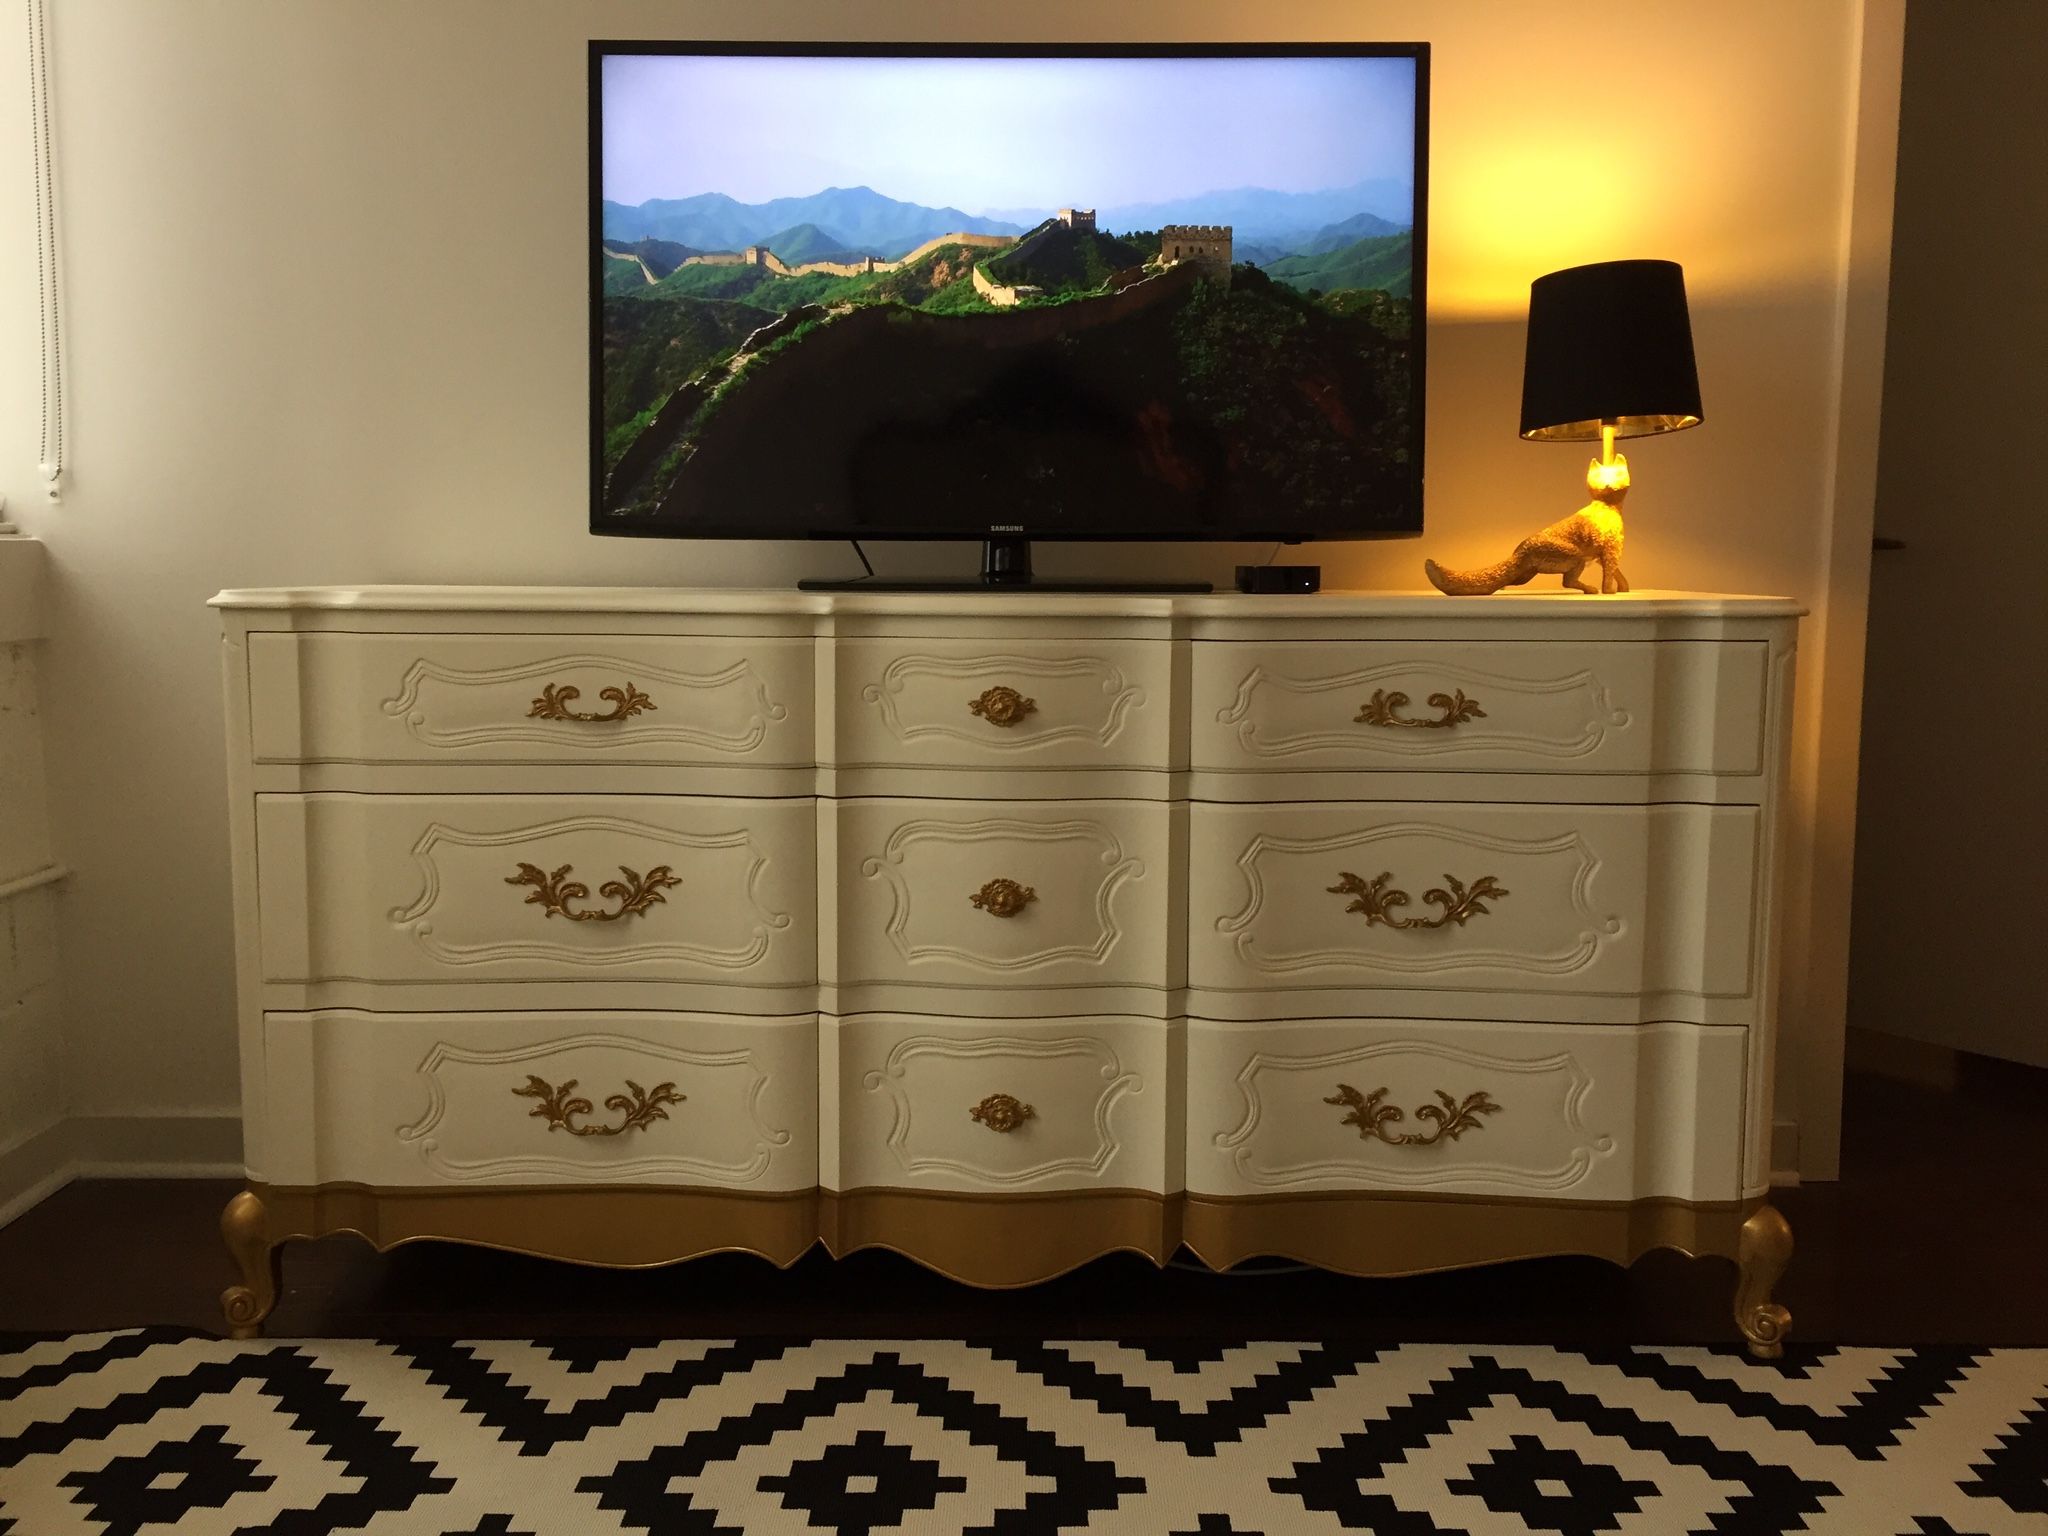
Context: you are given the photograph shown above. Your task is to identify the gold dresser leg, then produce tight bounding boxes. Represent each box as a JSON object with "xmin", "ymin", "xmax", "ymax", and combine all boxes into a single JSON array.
[
  {"xmin": 1734, "ymin": 1203, "xmax": 1793, "ymax": 1359},
  {"xmin": 219, "ymin": 1189, "xmax": 281, "ymax": 1340}
]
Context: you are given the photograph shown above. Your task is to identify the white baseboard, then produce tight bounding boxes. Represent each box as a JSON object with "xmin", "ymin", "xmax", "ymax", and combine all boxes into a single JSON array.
[
  {"xmin": 1769, "ymin": 1118, "xmax": 1802, "ymax": 1186},
  {"xmin": 0, "ymin": 1112, "xmax": 243, "ymax": 1227},
  {"xmin": 70, "ymin": 1113, "xmax": 244, "ymax": 1178},
  {"xmin": 0, "ymin": 1117, "xmax": 77, "ymax": 1227}
]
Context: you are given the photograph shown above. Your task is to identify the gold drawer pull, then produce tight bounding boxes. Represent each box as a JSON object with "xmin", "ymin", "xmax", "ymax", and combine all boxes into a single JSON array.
[
  {"xmin": 970, "ymin": 1093, "xmax": 1036, "ymax": 1133},
  {"xmin": 508, "ymin": 861, "xmax": 680, "ymax": 922},
  {"xmin": 529, "ymin": 681, "xmax": 656, "ymax": 723},
  {"xmin": 1328, "ymin": 870, "xmax": 1507, "ymax": 929},
  {"xmin": 1325, "ymin": 1084, "xmax": 1501, "ymax": 1147},
  {"xmin": 1355, "ymin": 688, "xmax": 1485, "ymax": 730},
  {"xmin": 514, "ymin": 1076, "xmax": 683, "ymax": 1137},
  {"xmin": 969, "ymin": 686, "xmax": 1037, "ymax": 727},
  {"xmin": 969, "ymin": 878, "xmax": 1037, "ymax": 917}
]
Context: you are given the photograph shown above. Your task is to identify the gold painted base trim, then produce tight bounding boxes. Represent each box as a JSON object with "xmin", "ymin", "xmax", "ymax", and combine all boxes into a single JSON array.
[
  {"xmin": 253, "ymin": 1183, "xmax": 819, "ymax": 1270},
  {"xmin": 228, "ymin": 1184, "xmax": 1788, "ymax": 1353}
]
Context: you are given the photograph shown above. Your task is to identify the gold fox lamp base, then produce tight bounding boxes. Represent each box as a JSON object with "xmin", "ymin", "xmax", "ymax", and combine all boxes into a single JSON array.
[{"xmin": 1426, "ymin": 451, "xmax": 1633, "ymax": 597}]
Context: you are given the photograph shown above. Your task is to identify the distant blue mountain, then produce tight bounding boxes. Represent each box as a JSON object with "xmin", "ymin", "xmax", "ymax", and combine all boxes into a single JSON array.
[
  {"xmin": 602, "ymin": 186, "xmax": 1027, "ymax": 261},
  {"xmin": 1295, "ymin": 209, "xmax": 1408, "ymax": 254},
  {"xmin": 1092, "ymin": 179, "xmax": 1414, "ymax": 248}
]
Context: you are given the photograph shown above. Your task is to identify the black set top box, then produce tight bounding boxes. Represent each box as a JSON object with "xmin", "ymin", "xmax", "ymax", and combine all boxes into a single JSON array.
[{"xmin": 1235, "ymin": 564, "xmax": 1323, "ymax": 594}]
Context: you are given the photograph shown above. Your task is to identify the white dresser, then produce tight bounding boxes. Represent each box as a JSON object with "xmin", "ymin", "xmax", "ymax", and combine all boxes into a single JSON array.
[{"xmin": 212, "ymin": 586, "xmax": 1800, "ymax": 1354}]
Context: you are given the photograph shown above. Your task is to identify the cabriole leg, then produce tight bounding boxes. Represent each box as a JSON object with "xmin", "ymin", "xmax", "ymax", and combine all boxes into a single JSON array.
[
  {"xmin": 1734, "ymin": 1203, "xmax": 1793, "ymax": 1359},
  {"xmin": 220, "ymin": 1189, "xmax": 281, "ymax": 1339}
]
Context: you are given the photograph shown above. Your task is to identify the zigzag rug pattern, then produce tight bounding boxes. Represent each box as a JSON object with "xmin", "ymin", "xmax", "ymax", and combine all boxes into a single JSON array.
[{"xmin": 2, "ymin": 1331, "xmax": 2045, "ymax": 1534}]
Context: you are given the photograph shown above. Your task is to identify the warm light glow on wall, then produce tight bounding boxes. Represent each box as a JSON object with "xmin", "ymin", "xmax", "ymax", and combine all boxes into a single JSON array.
[
  {"xmin": 1429, "ymin": 129, "xmax": 1831, "ymax": 318},
  {"xmin": 1414, "ymin": 2, "xmax": 1860, "ymax": 319}
]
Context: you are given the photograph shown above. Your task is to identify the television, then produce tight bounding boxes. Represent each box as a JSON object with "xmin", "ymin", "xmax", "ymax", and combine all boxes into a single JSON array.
[{"xmin": 590, "ymin": 42, "xmax": 1428, "ymax": 588}]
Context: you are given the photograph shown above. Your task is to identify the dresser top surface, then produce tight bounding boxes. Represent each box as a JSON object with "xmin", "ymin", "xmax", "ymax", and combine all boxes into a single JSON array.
[{"xmin": 211, "ymin": 585, "xmax": 1803, "ymax": 620}]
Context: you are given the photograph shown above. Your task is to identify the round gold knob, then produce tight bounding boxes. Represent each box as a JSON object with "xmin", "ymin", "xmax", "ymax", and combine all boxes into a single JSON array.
[
  {"xmin": 969, "ymin": 878, "xmax": 1037, "ymax": 917},
  {"xmin": 970, "ymin": 1093, "xmax": 1036, "ymax": 1133},
  {"xmin": 968, "ymin": 686, "xmax": 1037, "ymax": 727}
]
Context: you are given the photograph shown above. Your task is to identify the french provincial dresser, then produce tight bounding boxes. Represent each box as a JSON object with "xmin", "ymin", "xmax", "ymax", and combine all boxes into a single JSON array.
[{"xmin": 211, "ymin": 586, "xmax": 1800, "ymax": 1354}]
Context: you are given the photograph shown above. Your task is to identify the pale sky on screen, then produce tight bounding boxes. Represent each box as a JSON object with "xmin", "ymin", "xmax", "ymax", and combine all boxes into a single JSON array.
[{"xmin": 600, "ymin": 53, "xmax": 1417, "ymax": 211}]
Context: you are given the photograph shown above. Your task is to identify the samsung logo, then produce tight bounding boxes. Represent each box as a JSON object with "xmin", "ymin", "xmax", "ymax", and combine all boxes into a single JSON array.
[{"xmin": 989, "ymin": 525, "xmax": 1025, "ymax": 532}]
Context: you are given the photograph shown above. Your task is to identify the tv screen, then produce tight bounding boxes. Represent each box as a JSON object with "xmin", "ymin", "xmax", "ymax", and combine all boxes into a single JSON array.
[{"xmin": 590, "ymin": 43, "xmax": 1427, "ymax": 545}]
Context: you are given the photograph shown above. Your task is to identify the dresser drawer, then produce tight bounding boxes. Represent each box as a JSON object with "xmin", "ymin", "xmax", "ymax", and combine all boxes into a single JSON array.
[
  {"xmin": 253, "ymin": 1009, "xmax": 815, "ymax": 1189},
  {"xmin": 1192, "ymin": 640, "xmax": 1767, "ymax": 777},
  {"xmin": 1188, "ymin": 801, "xmax": 1760, "ymax": 1019},
  {"xmin": 822, "ymin": 798, "xmax": 1180, "ymax": 1009},
  {"xmin": 1186, "ymin": 1016, "xmax": 1746, "ymax": 1202},
  {"xmin": 826, "ymin": 1013, "xmax": 1175, "ymax": 1193},
  {"xmin": 832, "ymin": 638, "xmax": 1174, "ymax": 772},
  {"xmin": 248, "ymin": 633, "xmax": 812, "ymax": 766},
  {"xmin": 255, "ymin": 794, "xmax": 815, "ymax": 1003}
]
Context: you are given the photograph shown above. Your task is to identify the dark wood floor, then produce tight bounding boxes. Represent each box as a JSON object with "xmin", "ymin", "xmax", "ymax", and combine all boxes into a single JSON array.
[{"xmin": 5, "ymin": 1048, "xmax": 2044, "ymax": 1343}]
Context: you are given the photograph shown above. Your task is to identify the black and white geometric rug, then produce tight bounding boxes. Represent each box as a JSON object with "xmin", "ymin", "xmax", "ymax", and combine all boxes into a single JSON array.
[{"xmin": 3, "ymin": 1331, "xmax": 2045, "ymax": 1534}]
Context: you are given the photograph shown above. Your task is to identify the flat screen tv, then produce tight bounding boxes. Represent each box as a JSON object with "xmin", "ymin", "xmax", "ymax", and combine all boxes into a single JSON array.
[{"xmin": 590, "ymin": 42, "xmax": 1427, "ymax": 583}]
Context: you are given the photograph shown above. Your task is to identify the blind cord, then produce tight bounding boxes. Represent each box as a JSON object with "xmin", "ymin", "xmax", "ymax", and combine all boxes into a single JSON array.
[{"xmin": 26, "ymin": 0, "xmax": 61, "ymax": 500}]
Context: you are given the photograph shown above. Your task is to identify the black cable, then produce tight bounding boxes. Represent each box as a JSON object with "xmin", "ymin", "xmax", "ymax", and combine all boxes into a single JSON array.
[{"xmin": 850, "ymin": 539, "xmax": 875, "ymax": 580}]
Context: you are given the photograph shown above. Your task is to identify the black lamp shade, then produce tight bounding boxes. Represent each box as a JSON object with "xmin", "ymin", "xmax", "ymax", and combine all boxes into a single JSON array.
[{"xmin": 1519, "ymin": 259, "xmax": 1703, "ymax": 442}]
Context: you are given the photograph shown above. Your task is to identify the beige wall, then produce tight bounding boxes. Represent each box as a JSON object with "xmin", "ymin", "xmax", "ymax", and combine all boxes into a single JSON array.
[{"xmin": 0, "ymin": 1, "xmax": 1899, "ymax": 1177}]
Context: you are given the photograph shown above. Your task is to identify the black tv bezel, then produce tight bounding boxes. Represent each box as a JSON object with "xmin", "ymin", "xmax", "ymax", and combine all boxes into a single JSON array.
[{"xmin": 587, "ymin": 39, "xmax": 1431, "ymax": 544}]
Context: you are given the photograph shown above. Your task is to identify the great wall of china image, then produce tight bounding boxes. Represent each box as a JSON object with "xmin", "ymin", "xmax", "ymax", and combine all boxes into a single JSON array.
[
  {"xmin": 604, "ymin": 207, "xmax": 1238, "ymax": 306},
  {"xmin": 597, "ymin": 183, "xmax": 1414, "ymax": 534},
  {"xmin": 595, "ymin": 50, "xmax": 1420, "ymax": 532}
]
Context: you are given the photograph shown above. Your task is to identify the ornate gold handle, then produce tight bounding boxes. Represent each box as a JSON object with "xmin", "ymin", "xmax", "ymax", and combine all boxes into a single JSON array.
[
  {"xmin": 1325, "ymin": 1084, "xmax": 1501, "ymax": 1146},
  {"xmin": 968, "ymin": 686, "xmax": 1037, "ymax": 727},
  {"xmin": 507, "ymin": 862, "xmax": 680, "ymax": 921},
  {"xmin": 970, "ymin": 1092, "xmax": 1036, "ymax": 1133},
  {"xmin": 1328, "ymin": 870, "xmax": 1508, "ymax": 929},
  {"xmin": 1355, "ymin": 688, "xmax": 1485, "ymax": 730},
  {"xmin": 529, "ymin": 681, "xmax": 656, "ymax": 723},
  {"xmin": 969, "ymin": 878, "xmax": 1037, "ymax": 917},
  {"xmin": 514, "ymin": 1076, "xmax": 683, "ymax": 1136}
]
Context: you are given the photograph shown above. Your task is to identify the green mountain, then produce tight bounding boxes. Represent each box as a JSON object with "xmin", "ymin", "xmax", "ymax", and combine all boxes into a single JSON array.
[
  {"xmin": 599, "ymin": 294, "xmax": 775, "ymax": 452},
  {"xmin": 757, "ymin": 222, "xmax": 866, "ymax": 265},
  {"xmin": 645, "ymin": 262, "xmax": 817, "ymax": 307},
  {"xmin": 601, "ymin": 237, "xmax": 701, "ymax": 279},
  {"xmin": 604, "ymin": 261, "xmax": 1415, "ymax": 534},
  {"xmin": 642, "ymin": 238, "xmax": 1005, "ymax": 315},
  {"xmin": 602, "ymin": 253, "xmax": 651, "ymax": 296},
  {"xmin": 1265, "ymin": 232, "xmax": 1412, "ymax": 298},
  {"xmin": 1296, "ymin": 211, "xmax": 1408, "ymax": 255},
  {"xmin": 985, "ymin": 224, "xmax": 1150, "ymax": 296}
]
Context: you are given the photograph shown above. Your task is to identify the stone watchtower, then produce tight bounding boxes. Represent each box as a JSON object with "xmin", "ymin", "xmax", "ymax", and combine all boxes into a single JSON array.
[
  {"xmin": 1056, "ymin": 207, "xmax": 1097, "ymax": 232},
  {"xmin": 1160, "ymin": 224, "xmax": 1233, "ymax": 277}
]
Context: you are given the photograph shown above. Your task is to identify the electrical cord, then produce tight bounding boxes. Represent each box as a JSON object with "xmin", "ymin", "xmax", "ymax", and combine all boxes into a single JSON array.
[{"xmin": 26, "ymin": 0, "xmax": 62, "ymax": 498}]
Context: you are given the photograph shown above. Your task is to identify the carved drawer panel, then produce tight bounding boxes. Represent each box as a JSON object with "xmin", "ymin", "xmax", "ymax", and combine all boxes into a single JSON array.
[
  {"xmin": 821, "ymin": 798, "xmax": 1180, "ymax": 1013},
  {"xmin": 255, "ymin": 794, "xmax": 814, "ymax": 1008},
  {"xmin": 1186, "ymin": 1016, "xmax": 1746, "ymax": 1202},
  {"xmin": 1187, "ymin": 801, "xmax": 1761, "ymax": 1021},
  {"xmin": 248, "ymin": 633, "xmax": 811, "ymax": 765},
  {"xmin": 1191, "ymin": 640, "xmax": 1767, "ymax": 777},
  {"xmin": 253, "ymin": 1010, "xmax": 814, "ymax": 1189},
  {"xmin": 832, "ymin": 639, "xmax": 1173, "ymax": 770},
  {"xmin": 826, "ymin": 1013, "xmax": 1175, "ymax": 1194}
]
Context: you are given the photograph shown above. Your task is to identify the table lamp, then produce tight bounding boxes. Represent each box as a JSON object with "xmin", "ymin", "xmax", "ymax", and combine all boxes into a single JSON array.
[{"xmin": 1424, "ymin": 258, "xmax": 1703, "ymax": 596}]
